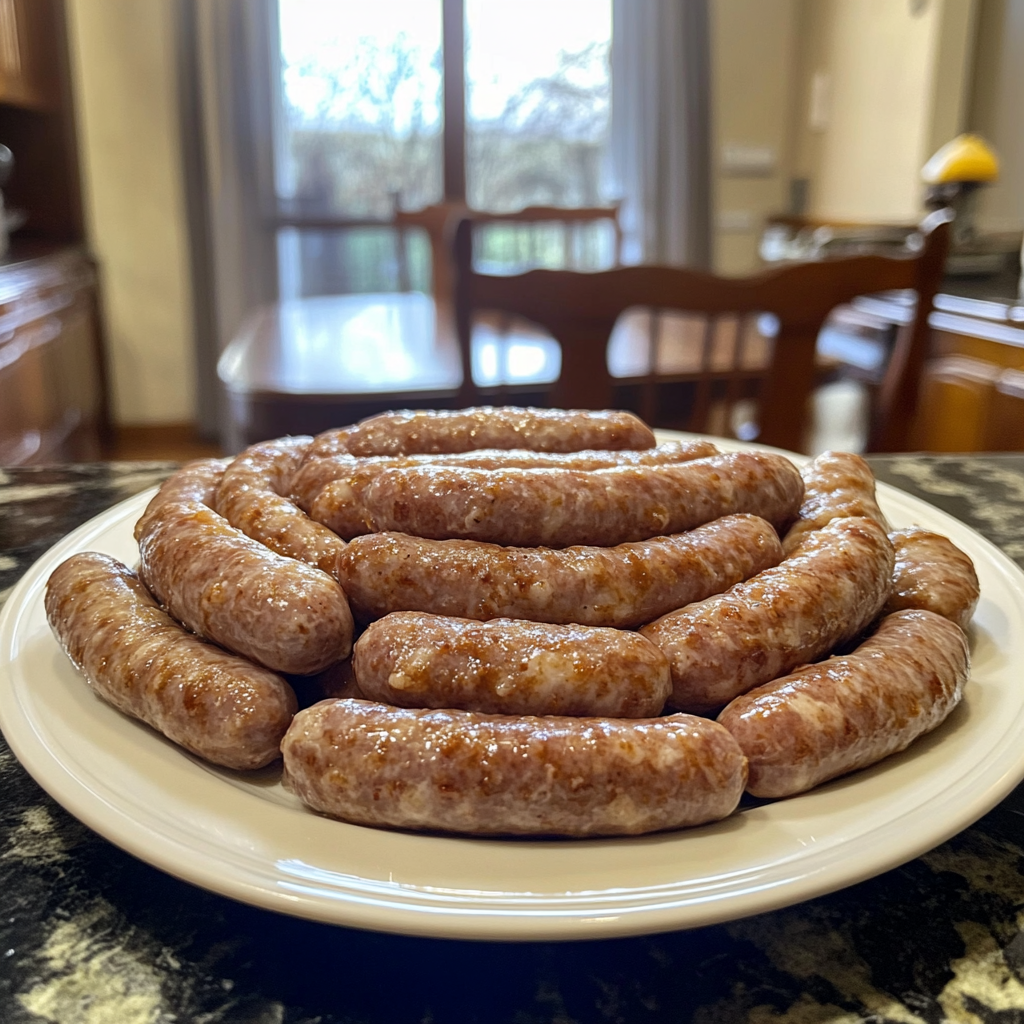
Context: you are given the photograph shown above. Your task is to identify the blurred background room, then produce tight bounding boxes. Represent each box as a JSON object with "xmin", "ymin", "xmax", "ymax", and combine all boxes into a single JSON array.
[{"xmin": 1, "ymin": 0, "xmax": 1022, "ymax": 465}]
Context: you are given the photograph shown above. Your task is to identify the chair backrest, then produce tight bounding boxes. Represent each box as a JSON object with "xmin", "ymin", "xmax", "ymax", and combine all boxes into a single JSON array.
[
  {"xmin": 394, "ymin": 201, "xmax": 623, "ymax": 297},
  {"xmin": 452, "ymin": 209, "xmax": 952, "ymax": 453},
  {"xmin": 470, "ymin": 203, "xmax": 623, "ymax": 272}
]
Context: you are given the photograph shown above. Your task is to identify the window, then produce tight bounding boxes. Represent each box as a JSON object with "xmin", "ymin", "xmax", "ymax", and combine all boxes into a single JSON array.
[{"xmin": 272, "ymin": 0, "xmax": 613, "ymax": 298}]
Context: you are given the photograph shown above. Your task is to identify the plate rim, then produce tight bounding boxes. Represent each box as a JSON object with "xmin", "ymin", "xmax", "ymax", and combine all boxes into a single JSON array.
[{"xmin": 4, "ymin": 439, "xmax": 1024, "ymax": 941}]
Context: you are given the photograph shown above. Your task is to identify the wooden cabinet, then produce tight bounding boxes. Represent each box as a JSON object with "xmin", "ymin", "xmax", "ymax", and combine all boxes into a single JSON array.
[
  {"xmin": 0, "ymin": 248, "xmax": 105, "ymax": 464},
  {"xmin": 0, "ymin": 1, "xmax": 105, "ymax": 464},
  {"xmin": 910, "ymin": 297, "xmax": 1024, "ymax": 451},
  {"xmin": 0, "ymin": 0, "xmax": 60, "ymax": 111}
]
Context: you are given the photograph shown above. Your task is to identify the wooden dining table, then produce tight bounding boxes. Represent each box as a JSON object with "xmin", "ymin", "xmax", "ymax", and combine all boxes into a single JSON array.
[
  {"xmin": 217, "ymin": 292, "xmax": 557, "ymax": 450},
  {"xmin": 216, "ymin": 291, "xmax": 772, "ymax": 451}
]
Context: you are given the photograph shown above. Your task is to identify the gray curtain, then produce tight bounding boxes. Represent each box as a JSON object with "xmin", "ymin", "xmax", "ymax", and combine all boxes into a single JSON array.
[
  {"xmin": 607, "ymin": 0, "xmax": 712, "ymax": 268},
  {"xmin": 176, "ymin": 0, "xmax": 279, "ymax": 438}
]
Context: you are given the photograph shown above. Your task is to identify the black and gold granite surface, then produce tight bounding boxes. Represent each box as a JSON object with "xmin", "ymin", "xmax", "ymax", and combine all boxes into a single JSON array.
[{"xmin": 2, "ymin": 456, "xmax": 1024, "ymax": 1023}]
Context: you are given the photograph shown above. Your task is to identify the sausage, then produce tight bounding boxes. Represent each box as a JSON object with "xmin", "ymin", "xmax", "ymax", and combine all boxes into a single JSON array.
[
  {"xmin": 45, "ymin": 552, "xmax": 297, "ymax": 770},
  {"xmin": 782, "ymin": 451, "xmax": 889, "ymax": 554},
  {"xmin": 302, "ymin": 428, "xmax": 353, "ymax": 462},
  {"xmin": 882, "ymin": 527, "xmax": 980, "ymax": 631},
  {"xmin": 337, "ymin": 514, "xmax": 783, "ymax": 628},
  {"xmin": 134, "ymin": 457, "xmax": 230, "ymax": 542},
  {"xmin": 717, "ymin": 610, "xmax": 969, "ymax": 798},
  {"xmin": 641, "ymin": 517, "xmax": 895, "ymax": 713},
  {"xmin": 137, "ymin": 500, "xmax": 353, "ymax": 675},
  {"xmin": 213, "ymin": 436, "xmax": 346, "ymax": 576},
  {"xmin": 281, "ymin": 699, "xmax": 748, "ymax": 836},
  {"xmin": 361, "ymin": 452, "xmax": 804, "ymax": 547},
  {"xmin": 328, "ymin": 406, "xmax": 657, "ymax": 457},
  {"xmin": 294, "ymin": 439, "xmax": 719, "ymax": 528},
  {"xmin": 352, "ymin": 612, "xmax": 671, "ymax": 717}
]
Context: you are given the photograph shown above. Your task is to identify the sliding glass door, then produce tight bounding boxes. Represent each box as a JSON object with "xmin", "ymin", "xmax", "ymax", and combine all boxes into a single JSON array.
[{"xmin": 271, "ymin": 0, "xmax": 612, "ymax": 297}]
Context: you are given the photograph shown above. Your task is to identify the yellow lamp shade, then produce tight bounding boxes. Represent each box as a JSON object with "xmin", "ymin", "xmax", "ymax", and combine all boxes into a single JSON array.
[{"xmin": 922, "ymin": 134, "xmax": 999, "ymax": 185}]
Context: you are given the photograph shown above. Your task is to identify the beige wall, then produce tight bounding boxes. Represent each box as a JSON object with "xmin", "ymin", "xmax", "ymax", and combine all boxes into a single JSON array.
[
  {"xmin": 66, "ymin": 0, "xmax": 195, "ymax": 426},
  {"xmin": 968, "ymin": 0, "xmax": 1024, "ymax": 233},
  {"xmin": 711, "ymin": 0, "xmax": 800, "ymax": 274},
  {"xmin": 792, "ymin": 0, "xmax": 977, "ymax": 224}
]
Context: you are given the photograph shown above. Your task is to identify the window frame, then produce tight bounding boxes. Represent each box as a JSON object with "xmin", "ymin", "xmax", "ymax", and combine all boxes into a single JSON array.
[{"xmin": 267, "ymin": 0, "xmax": 466, "ymax": 237}]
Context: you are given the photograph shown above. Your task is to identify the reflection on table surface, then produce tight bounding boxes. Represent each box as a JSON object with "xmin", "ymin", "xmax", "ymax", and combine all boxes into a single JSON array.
[{"xmin": 216, "ymin": 292, "xmax": 774, "ymax": 398}]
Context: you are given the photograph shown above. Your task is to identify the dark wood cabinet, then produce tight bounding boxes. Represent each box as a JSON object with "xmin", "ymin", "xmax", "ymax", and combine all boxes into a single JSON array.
[
  {"xmin": 0, "ymin": 247, "xmax": 105, "ymax": 463},
  {"xmin": 0, "ymin": 0, "xmax": 106, "ymax": 465},
  {"xmin": 0, "ymin": 0, "xmax": 61, "ymax": 112}
]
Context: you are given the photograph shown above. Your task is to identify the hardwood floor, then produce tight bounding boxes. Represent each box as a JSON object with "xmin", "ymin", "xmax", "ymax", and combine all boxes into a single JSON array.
[
  {"xmin": 95, "ymin": 390, "xmax": 868, "ymax": 467},
  {"xmin": 101, "ymin": 423, "xmax": 222, "ymax": 463}
]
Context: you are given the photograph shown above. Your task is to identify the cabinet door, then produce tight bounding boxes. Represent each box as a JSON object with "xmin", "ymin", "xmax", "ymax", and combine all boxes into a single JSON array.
[
  {"xmin": 0, "ymin": 0, "xmax": 59, "ymax": 111},
  {"xmin": 911, "ymin": 356, "xmax": 999, "ymax": 452},
  {"xmin": 0, "ymin": 251, "xmax": 104, "ymax": 465}
]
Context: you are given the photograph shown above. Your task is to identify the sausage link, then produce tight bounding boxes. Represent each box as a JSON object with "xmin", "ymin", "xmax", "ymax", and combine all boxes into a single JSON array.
[
  {"xmin": 214, "ymin": 437, "xmax": 346, "ymax": 576},
  {"xmin": 295, "ymin": 439, "xmax": 719, "ymax": 527},
  {"xmin": 362, "ymin": 452, "xmax": 804, "ymax": 547},
  {"xmin": 302, "ymin": 428, "xmax": 353, "ymax": 462},
  {"xmin": 882, "ymin": 527, "xmax": 980, "ymax": 631},
  {"xmin": 718, "ymin": 610, "xmax": 969, "ymax": 798},
  {"xmin": 339, "ymin": 406, "xmax": 656, "ymax": 457},
  {"xmin": 137, "ymin": 500, "xmax": 353, "ymax": 675},
  {"xmin": 353, "ymin": 612, "xmax": 671, "ymax": 717},
  {"xmin": 782, "ymin": 451, "xmax": 889, "ymax": 554},
  {"xmin": 281, "ymin": 699, "xmax": 748, "ymax": 836},
  {"xmin": 134, "ymin": 457, "xmax": 230, "ymax": 542},
  {"xmin": 45, "ymin": 553, "xmax": 297, "ymax": 770},
  {"xmin": 337, "ymin": 514, "xmax": 783, "ymax": 628},
  {"xmin": 642, "ymin": 517, "xmax": 894, "ymax": 713}
]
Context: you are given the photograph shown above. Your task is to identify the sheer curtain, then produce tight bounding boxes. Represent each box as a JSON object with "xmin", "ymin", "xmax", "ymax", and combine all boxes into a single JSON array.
[
  {"xmin": 179, "ymin": 0, "xmax": 713, "ymax": 437},
  {"xmin": 607, "ymin": 0, "xmax": 712, "ymax": 268},
  {"xmin": 178, "ymin": 0, "xmax": 279, "ymax": 437}
]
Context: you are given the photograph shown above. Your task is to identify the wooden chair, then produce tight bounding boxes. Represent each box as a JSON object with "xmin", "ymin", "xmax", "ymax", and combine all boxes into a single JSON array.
[
  {"xmin": 394, "ymin": 201, "xmax": 622, "ymax": 298},
  {"xmin": 452, "ymin": 209, "xmax": 952, "ymax": 453}
]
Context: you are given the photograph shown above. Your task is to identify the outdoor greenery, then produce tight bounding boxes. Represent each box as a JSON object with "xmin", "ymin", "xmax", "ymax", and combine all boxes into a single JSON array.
[{"xmin": 278, "ymin": 33, "xmax": 611, "ymax": 295}]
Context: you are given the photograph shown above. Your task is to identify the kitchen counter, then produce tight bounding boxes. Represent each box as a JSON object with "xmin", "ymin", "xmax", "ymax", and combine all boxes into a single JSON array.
[{"xmin": 3, "ymin": 456, "xmax": 1024, "ymax": 1023}]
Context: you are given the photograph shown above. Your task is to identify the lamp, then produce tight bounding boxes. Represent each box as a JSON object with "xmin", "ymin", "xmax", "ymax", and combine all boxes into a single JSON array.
[{"xmin": 922, "ymin": 133, "xmax": 999, "ymax": 249}]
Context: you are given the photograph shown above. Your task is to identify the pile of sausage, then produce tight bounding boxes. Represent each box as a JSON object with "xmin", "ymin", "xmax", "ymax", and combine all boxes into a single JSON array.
[{"xmin": 44, "ymin": 407, "xmax": 980, "ymax": 838}]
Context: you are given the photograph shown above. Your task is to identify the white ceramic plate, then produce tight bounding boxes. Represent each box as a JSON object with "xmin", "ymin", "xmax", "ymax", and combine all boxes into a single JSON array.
[{"xmin": 3, "ymin": 440, "xmax": 1024, "ymax": 941}]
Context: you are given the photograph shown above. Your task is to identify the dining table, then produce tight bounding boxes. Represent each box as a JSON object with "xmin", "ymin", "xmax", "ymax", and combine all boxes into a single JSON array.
[
  {"xmin": 217, "ymin": 293, "xmax": 561, "ymax": 451},
  {"xmin": 216, "ymin": 292, "xmax": 772, "ymax": 452},
  {"xmin": 3, "ymin": 452, "xmax": 1024, "ymax": 1023}
]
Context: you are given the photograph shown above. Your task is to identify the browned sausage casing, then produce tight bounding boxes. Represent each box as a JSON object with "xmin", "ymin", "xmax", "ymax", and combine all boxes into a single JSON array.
[
  {"xmin": 337, "ymin": 514, "xmax": 783, "ymax": 628},
  {"xmin": 782, "ymin": 451, "xmax": 889, "ymax": 554},
  {"xmin": 137, "ymin": 500, "xmax": 353, "ymax": 675},
  {"xmin": 281, "ymin": 699, "xmax": 748, "ymax": 836},
  {"xmin": 353, "ymin": 612, "xmax": 671, "ymax": 717},
  {"xmin": 295, "ymin": 439, "xmax": 719, "ymax": 529},
  {"xmin": 213, "ymin": 436, "xmax": 346, "ymax": 576},
  {"xmin": 324, "ymin": 406, "xmax": 656, "ymax": 458},
  {"xmin": 362, "ymin": 452, "xmax": 804, "ymax": 547},
  {"xmin": 882, "ymin": 526, "xmax": 980, "ymax": 631},
  {"xmin": 301, "ymin": 428, "xmax": 352, "ymax": 462},
  {"xmin": 718, "ymin": 610, "xmax": 969, "ymax": 798},
  {"xmin": 134, "ymin": 457, "xmax": 230, "ymax": 542},
  {"xmin": 45, "ymin": 552, "xmax": 297, "ymax": 770},
  {"xmin": 642, "ymin": 517, "xmax": 895, "ymax": 713}
]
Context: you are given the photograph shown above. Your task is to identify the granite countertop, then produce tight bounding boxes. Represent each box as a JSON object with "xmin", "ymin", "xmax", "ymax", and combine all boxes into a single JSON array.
[{"xmin": 3, "ymin": 457, "xmax": 1024, "ymax": 1023}]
